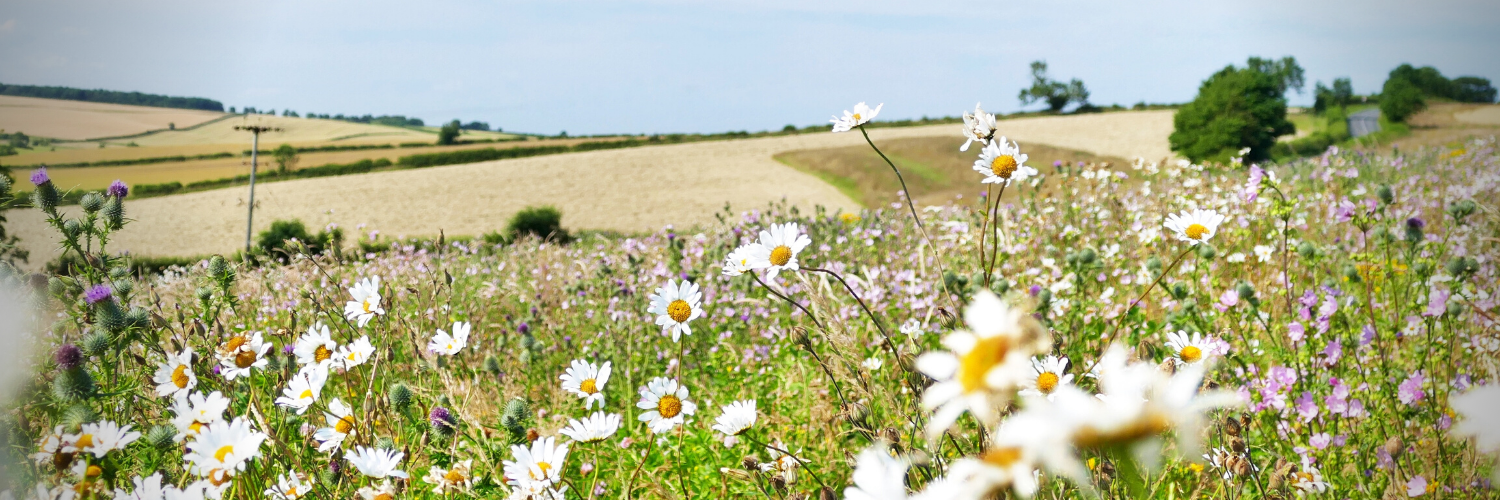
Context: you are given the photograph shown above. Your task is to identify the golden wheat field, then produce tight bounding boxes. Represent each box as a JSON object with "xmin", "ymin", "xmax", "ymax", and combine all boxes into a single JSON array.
[
  {"xmin": 8, "ymin": 110, "xmax": 1175, "ymax": 264},
  {"xmin": 0, "ymin": 95, "xmax": 224, "ymax": 141}
]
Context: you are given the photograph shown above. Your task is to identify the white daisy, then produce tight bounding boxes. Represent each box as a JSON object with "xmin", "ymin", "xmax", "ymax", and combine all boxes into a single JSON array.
[
  {"xmin": 945, "ymin": 444, "xmax": 1041, "ymax": 499},
  {"xmin": 721, "ymin": 243, "xmax": 770, "ymax": 277},
  {"xmin": 1070, "ymin": 346, "xmax": 1239, "ymax": 457},
  {"xmin": 1253, "ymin": 244, "xmax": 1275, "ymax": 263},
  {"xmin": 343, "ymin": 276, "xmax": 385, "ymax": 327},
  {"xmin": 636, "ymin": 377, "xmax": 697, "ymax": 434},
  {"xmin": 844, "ymin": 444, "xmax": 909, "ymax": 500},
  {"xmin": 116, "ymin": 473, "xmax": 208, "ymax": 500},
  {"xmin": 759, "ymin": 439, "xmax": 801, "ymax": 484},
  {"xmin": 960, "ymin": 102, "xmax": 998, "ymax": 152},
  {"xmin": 170, "ymin": 391, "xmax": 230, "ymax": 442},
  {"xmin": 1163, "ymin": 209, "xmax": 1226, "ymax": 245},
  {"xmin": 711, "ymin": 400, "xmax": 757, "ymax": 438},
  {"xmin": 559, "ymin": 359, "xmax": 612, "ymax": 409},
  {"xmin": 756, "ymin": 222, "xmax": 812, "ymax": 278},
  {"xmin": 313, "ymin": 398, "xmax": 357, "ymax": 452},
  {"xmin": 559, "ymin": 412, "xmax": 621, "ymax": 443},
  {"xmin": 30, "ymin": 426, "xmax": 71, "ymax": 468},
  {"xmin": 64, "ymin": 420, "xmax": 139, "ymax": 458},
  {"xmin": 1018, "ymin": 355, "xmax": 1074, "ymax": 400},
  {"xmin": 265, "ymin": 471, "xmax": 311, "ymax": 500},
  {"xmin": 152, "ymin": 347, "xmax": 197, "ymax": 398},
  {"xmin": 337, "ymin": 336, "xmax": 375, "ymax": 369},
  {"xmin": 1450, "ymin": 383, "xmax": 1500, "ymax": 461},
  {"xmin": 647, "ymin": 279, "xmax": 703, "ymax": 342},
  {"xmin": 1289, "ymin": 465, "xmax": 1330, "ymax": 495},
  {"xmin": 831, "ymin": 102, "xmax": 882, "ymax": 133},
  {"xmin": 292, "ymin": 323, "xmax": 338, "ymax": 373},
  {"xmin": 502, "ymin": 436, "xmax": 569, "ymax": 490},
  {"xmin": 1165, "ymin": 330, "xmax": 1216, "ymax": 366},
  {"xmin": 347, "ymin": 446, "xmax": 407, "ymax": 479},
  {"xmin": 216, "ymin": 332, "xmax": 272, "ymax": 381},
  {"xmin": 275, "ymin": 366, "xmax": 328, "ymax": 415},
  {"xmin": 428, "ymin": 321, "xmax": 471, "ymax": 356},
  {"xmin": 356, "ymin": 481, "xmax": 397, "ymax": 500},
  {"xmin": 423, "ymin": 459, "xmax": 474, "ymax": 495},
  {"xmin": 184, "ymin": 417, "xmax": 267, "ymax": 482},
  {"xmin": 972, "ymin": 137, "xmax": 1037, "ymax": 186},
  {"xmin": 863, "ymin": 356, "xmax": 884, "ymax": 371},
  {"xmin": 914, "ymin": 291, "xmax": 1051, "ymax": 440}
]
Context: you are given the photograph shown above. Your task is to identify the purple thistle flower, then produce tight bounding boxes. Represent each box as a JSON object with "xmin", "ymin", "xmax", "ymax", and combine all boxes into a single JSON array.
[
  {"xmin": 1405, "ymin": 217, "xmax": 1425, "ymax": 230},
  {"xmin": 84, "ymin": 284, "xmax": 113, "ymax": 305},
  {"xmin": 30, "ymin": 167, "xmax": 49, "ymax": 186},
  {"xmin": 517, "ymin": 322, "xmax": 530, "ymax": 335},
  {"xmin": 55, "ymin": 344, "xmax": 83, "ymax": 370},
  {"xmin": 429, "ymin": 406, "xmax": 455, "ymax": 429},
  {"xmin": 282, "ymin": 344, "xmax": 296, "ymax": 355},
  {"xmin": 106, "ymin": 180, "xmax": 129, "ymax": 198}
]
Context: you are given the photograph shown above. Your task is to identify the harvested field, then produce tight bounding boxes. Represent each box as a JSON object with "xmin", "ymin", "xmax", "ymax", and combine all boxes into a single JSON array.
[
  {"xmin": 0, "ymin": 95, "xmax": 223, "ymax": 141},
  {"xmin": 116, "ymin": 114, "xmax": 514, "ymax": 147},
  {"xmin": 1453, "ymin": 104, "xmax": 1500, "ymax": 125},
  {"xmin": 8, "ymin": 110, "xmax": 1175, "ymax": 262}
]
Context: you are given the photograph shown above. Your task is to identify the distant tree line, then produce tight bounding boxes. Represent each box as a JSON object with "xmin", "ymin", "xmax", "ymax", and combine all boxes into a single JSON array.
[
  {"xmin": 1381, "ymin": 64, "xmax": 1496, "ymax": 123},
  {"xmin": 0, "ymin": 83, "xmax": 224, "ymax": 111}
]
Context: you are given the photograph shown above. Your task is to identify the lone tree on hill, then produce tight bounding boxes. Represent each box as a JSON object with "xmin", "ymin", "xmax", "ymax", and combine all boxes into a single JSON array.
[
  {"xmin": 272, "ymin": 144, "xmax": 299, "ymax": 174},
  {"xmin": 1018, "ymin": 61, "xmax": 1090, "ymax": 112},
  {"xmin": 438, "ymin": 120, "xmax": 462, "ymax": 145},
  {"xmin": 1313, "ymin": 77, "xmax": 1355, "ymax": 115},
  {"xmin": 1169, "ymin": 57, "xmax": 1298, "ymax": 163}
]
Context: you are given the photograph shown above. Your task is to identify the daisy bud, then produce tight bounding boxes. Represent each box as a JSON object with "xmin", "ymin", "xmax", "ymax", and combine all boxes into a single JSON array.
[
  {"xmin": 80, "ymin": 331, "xmax": 111, "ymax": 357},
  {"xmin": 790, "ymin": 327, "xmax": 811, "ymax": 348},
  {"xmin": 80, "ymin": 192, "xmax": 105, "ymax": 213},
  {"xmin": 52, "ymin": 368, "xmax": 96, "ymax": 402},
  {"xmin": 388, "ymin": 383, "xmax": 413, "ymax": 412},
  {"xmin": 62, "ymin": 403, "xmax": 96, "ymax": 429},
  {"xmin": 55, "ymin": 344, "xmax": 83, "ymax": 370},
  {"xmin": 146, "ymin": 425, "xmax": 175, "ymax": 449},
  {"xmin": 742, "ymin": 456, "xmax": 760, "ymax": 471}
]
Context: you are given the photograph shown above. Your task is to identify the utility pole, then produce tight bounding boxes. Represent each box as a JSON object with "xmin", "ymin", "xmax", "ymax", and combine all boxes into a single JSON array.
[{"xmin": 234, "ymin": 124, "xmax": 281, "ymax": 259}]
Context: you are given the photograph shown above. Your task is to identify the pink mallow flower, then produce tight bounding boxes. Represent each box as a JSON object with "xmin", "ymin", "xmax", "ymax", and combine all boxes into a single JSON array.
[
  {"xmin": 1423, "ymin": 288, "xmax": 1449, "ymax": 317},
  {"xmin": 1406, "ymin": 475, "xmax": 1428, "ymax": 497},
  {"xmin": 1398, "ymin": 372, "xmax": 1426, "ymax": 405}
]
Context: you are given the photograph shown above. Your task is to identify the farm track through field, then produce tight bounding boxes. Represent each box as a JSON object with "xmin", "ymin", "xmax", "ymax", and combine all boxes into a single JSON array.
[{"xmin": 7, "ymin": 111, "xmax": 1175, "ymax": 263}]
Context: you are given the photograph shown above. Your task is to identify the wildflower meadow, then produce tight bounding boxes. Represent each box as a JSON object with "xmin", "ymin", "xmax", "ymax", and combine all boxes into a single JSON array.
[{"xmin": 1, "ymin": 101, "xmax": 1497, "ymax": 500}]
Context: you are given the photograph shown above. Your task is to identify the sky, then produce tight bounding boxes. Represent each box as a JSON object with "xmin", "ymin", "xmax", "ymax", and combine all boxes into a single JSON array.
[{"xmin": 2, "ymin": 0, "xmax": 1498, "ymax": 135}]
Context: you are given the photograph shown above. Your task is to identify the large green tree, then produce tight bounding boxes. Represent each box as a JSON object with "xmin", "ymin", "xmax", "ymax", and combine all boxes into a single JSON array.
[
  {"xmin": 1018, "ymin": 61, "xmax": 1090, "ymax": 112},
  {"xmin": 1169, "ymin": 62, "xmax": 1295, "ymax": 163}
]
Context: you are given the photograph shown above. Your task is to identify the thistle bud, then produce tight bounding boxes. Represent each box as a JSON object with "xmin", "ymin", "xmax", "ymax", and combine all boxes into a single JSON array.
[
  {"xmin": 1296, "ymin": 241, "xmax": 1318, "ymax": 260},
  {"xmin": 208, "ymin": 256, "xmax": 230, "ymax": 279},
  {"xmin": 1236, "ymin": 282, "xmax": 1256, "ymax": 301},
  {"xmin": 195, "ymin": 287, "xmax": 214, "ymax": 302},
  {"xmin": 483, "ymin": 356, "xmax": 502, "ymax": 374},
  {"xmin": 1376, "ymin": 184, "xmax": 1394, "ymax": 206},
  {"xmin": 146, "ymin": 425, "xmax": 175, "ymax": 449},
  {"xmin": 62, "ymin": 403, "xmax": 97, "ymax": 429},
  {"xmin": 103, "ymin": 196, "xmax": 124, "ymax": 230},
  {"xmin": 47, "ymin": 277, "xmax": 68, "ymax": 298},
  {"xmin": 518, "ymin": 349, "xmax": 533, "ymax": 364},
  {"xmin": 1078, "ymin": 248, "xmax": 1098, "ymax": 265},
  {"xmin": 429, "ymin": 406, "xmax": 456, "ymax": 437},
  {"xmin": 1146, "ymin": 256, "xmax": 1163, "ymax": 275},
  {"xmin": 388, "ymin": 383, "xmax": 413, "ymax": 412},
  {"xmin": 1448, "ymin": 199, "xmax": 1477, "ymax": 223},
  {"xmin": 80, "ymin": 192, "xmax": 106, "ymax": 213},
  {"xmin": 81, "ymin": 331, "xmax": 111, "ymax": 357},
  {"xmin": 1404, "ymin": 217, "xmax": 1425, "ymax": 244},
  {"xmin": 55, "ymin": 344, "xmax": 83, "ymax": 370},
  {"xmin": 1448, "ymin": 301, "xmax": 1464, "ymax": 317},
  {"xmin": 52, "ymin": 368, "xmax": 96, "ymax": 401},
  {"xmin": 375, "ymin": 436, "xmax": 396, "ymax": 450},
  {"xmin": 112, "ymin": 279, "xmax": 134, "ymax": 297},
  {"xmin": 1196, "ymin": 243, "xmax": 1217, "ymax": 260},
  {"xmin": 991, "ymin": 277, "xmax": 1010, "ymax": 295},
  {"xmin": 96, "ymin": 300, "xmax": 127, "ymax": 334},
  {"xmin": 108, "ymin": 267, "xmax": 130, "ymax": 280},
  {"xmin": 0, "ymin": 173, "xmax": 9, "ymax": 198},
  {"xmin": 61, "ymin": 219, "xmax": 82, "ymax": 240},
  {"xmin": 503, "ymin": 398, "xmax": 529, "ymax": 423},
  {"xmin": 1170, "ymin": 282, "xmax": 1189, "ymax": 300},
  {"xmin": 32, "ymin": 182, "xmax": 60, "ymax": 215}
]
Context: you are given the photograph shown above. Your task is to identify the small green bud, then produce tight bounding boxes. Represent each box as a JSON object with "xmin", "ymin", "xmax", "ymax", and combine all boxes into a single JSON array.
[
  {"xmin": 195, "ymin": 287, "xmax": 214, "ymax": 302},
  {"xmin": 1297, "ymin": 241, "xmax": 1318, "ymax": 260},
  {"xmin": 96, "ymin": 301, "xmax": 127, "ymax": 333},
  {"xmin": 1079, "ymin": 248, "xmax": 1098, "ymax": 265},
  {"xmin": 388, "ymin": 383, "xmax": 413, "ymax": 412},
  {"xmin": 48, "ymin": 277, "xmax": 68, "ymax": 298},
  {"xmin": 62, "ymin": 403, "xmax": 97, "ymax": 429},
  {"xmin": 126, "ymin": 307, "xmax": 150, "ymax": 329},
  {"xmin": 1171, "ymin": 282, "xmax": 1190, "ymax": 300},
  {"xmin": 992, "ymin": 277, "xmax": 1010, "ymax": 295},
  {"xmin": 52, "ymin": 368, "xmax": 96, "ymax": 401},
  {"xmin": 81, "ymin": 331, "xmax": 111, "ymax": 357},
  {"xmin": 208, "ymin": 256, "xmax": 230, "ymax": 279},
  {"xmin": 146, "ymin": 425, "xmax": 176, "ymax": 449},
  {"xmin": 1196, "ymin": 243, "xmax": 1217, "ymax": 260},
  {"xmin": 483, "ymin": 356, "xmax": 502, "ymax": 374},
  {"xmin": 1236, "ymin": 282, "xmax": 1256, "ymax": 300},
  {"xmin": 102, "ymin": 197, "xmax": 124, "ymax": 230},
  {"xmin": 1146, "ymin": 256, "xmax": 1163, "ymax": 275},
  {"xmin": 375, "ymin": 436, "xmax": 396, "ymax": 450},
  {"xmin": 1447, "ymin": 199, "xmax": 1477, "ymax": 223},
  {"xmin": 503, "ymin": 398, "xmax": 529, "ymax": 422},
  {"xmin": 1412, "ymin": 261, "xmax": 1431, "ymax": 277},
  {"xmin": 1037, "ymin": 289, "xmax": 1052, "ymax": 305},
  {"xmin": 112, "ymin": 279, "xmax": 134, "ymax": 296},
  {"xmin": 518, "ymin": 349, "xmax": 533, "ymax": 364},
  {"xmin": 32, "ymin": 182, "xmax": 60, "ymax": 214},
  {"xmin": 80, "ymin": 193, "xmax": 106, "ymax": 213},
  {"xmin": 0, "ymin": 173, "xmax": 10, "ymax": 198},
  {"xmin": 1447, "ymin": 301, "xmax": 1464, "ymax": 317},
  {"xmin": 1376, "ymin": 184, "xmax": 1394, "ymax": 206},
  {"xmin": 62, "ymin": 219, "xmax": 82, "ymax": 239},
  {"xmin": 1342, "ymin": 264, "xmax": 1362, "ymax": 283},
  {"xmin": 1064, "ymin": 253, "xmax": 1079, "ymax": 267}
]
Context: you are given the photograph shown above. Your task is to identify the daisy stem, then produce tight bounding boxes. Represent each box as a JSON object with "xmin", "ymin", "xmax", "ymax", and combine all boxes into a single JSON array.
[
  {"xmin": 1088, "ymin": 246, "xmax": 1193, "ymax": 373},
  {"xmin": 751, "ymin": 273, "xmax": 824, "ymax": 331},
  {"xmin": 624, "ymin": 435, "xmax": 656, "ymax": 500},
  {"xmin": 747, "ymin": 435, "xmax": 831, "ymax": 493},
  {"xmin": 984, "ymin": 182, "xmax": 1009, "ymax": 288},
  {"xmin": 857, "ymin": 125, "xmax": 959, "ymax": 310},
  {"xmin": 804, "ymin": 266, "xmax": 916, "ymax": 379}
]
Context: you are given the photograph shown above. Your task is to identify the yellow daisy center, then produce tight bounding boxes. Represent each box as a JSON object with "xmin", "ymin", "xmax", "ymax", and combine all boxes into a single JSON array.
[
  {"xmin": 373, "ymin": 494, "xmax": 393, "ymax": 500},
  {"xmin": 1185, "ymin": 223, "xmax": 1208, "ymax": 240},
  {"xmin": 171, "ymin": 364, "xmax": 192, "ymax": 388},
  {"xmin": 531, "ymin": 461, "xmax": 553, "ymax": 479},
  {"xmin": 299, "ymin": 389, "xmax": 314, "ymax": 400},
  {"xmin": 85, "ymin": 465, "xmax": 102, "ymax": 478},
  {"xmin": 580, "ymin": 378, "xmax": 599, "ymax": 394},
  {"xmin": 991, "ymin": 155, "xmax": 1019, "ymax": 178},
  {"xmin": 657, "ymin": 394, "xmax": 683, "ymax": 419},
  {"xmin": 444, "ymin": 469, "xmax": 467, "ymax": 483},
  {"xmin": 214, "ymin": 445, "xmax": 234, "ymax": 463},
  {"xmin": 362, "ymin": 299, "xmax": 373, "ymax": 313},
  {"xmin": 224, "ymin": 336, "xmax": 248, "ymax": 353},
  {"xmin": 769, "ymin": 245, "xmax": 792, "ymax": 266},
  {"xmin": 1180, "ymin": 345, "xmax": 1203, "ymax": 363},
  {"xmin": 1036, "ymin": 372, "xmax": 1060, "ymax": 393},
  {"xmin": 958, "ymin": 336, "xmax": 1011, "ymax": 392},
  {"xmin": 1295, "ymin": 472, "xmax": 1313, "ymax": 484},
  {"xmin": 851, "ymin": 113, "xmax": 862, "ymax": 121},
  {"xmin": 314, "ymin": 345, "xmax": 331, "ymax": 362},
  {"xmin": 190, "ymin": 421, "xmax": 206, "ymax": 434},
  {"xmin": 667, "ymin": 300, "xmax": 692, "ymax": 323},
  {"xmin": 74, "ymin": 434, "xmax": 94, "ymax": 450},
  {"xmin": 336, "ymin": 415, "xmax": 356, "ymax": 434},
  {"xmin": 981, "ymin": 446, "xmax": 1023, "ymax": 467},
  {"xmin": 234, "ymin": 349, "xmax": 258, "ymax": 368}
]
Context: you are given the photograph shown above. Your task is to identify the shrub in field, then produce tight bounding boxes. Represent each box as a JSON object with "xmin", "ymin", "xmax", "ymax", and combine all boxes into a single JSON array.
[
  {"xmin": 272, "ymin": 143, "xmax": 299, "ymax": 174},
  {"xmin": 506, "ymin": 205, "xmax": 568, "ymax": 242},
  {"xmin": 257, "ymin": 219, "xmax": 342, "ymax": 261},
  {"xmin": 438, "ymin": 119, "xmax": 462, "ymax": 145},
  {"xmin": 1381, "ymin": 76, "xmax": 1427, "ymax": 123},
  {"xmin": 3, "ymin": 99, "xmax": 1500, "ymax": 500},
  {"xmin": 1017, "ymin": 60, "xmax": 1090, "ymax": 112},
  {"xmin": 1170, "ymin": 61, "xmax": 1295, "ymax": 162}
]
